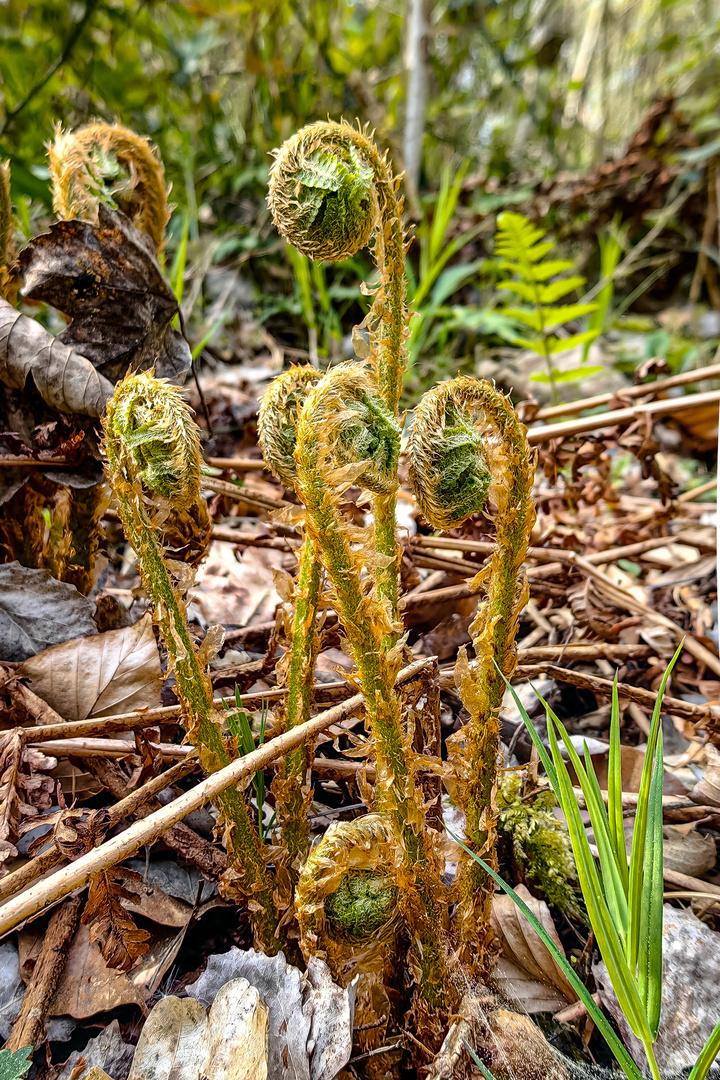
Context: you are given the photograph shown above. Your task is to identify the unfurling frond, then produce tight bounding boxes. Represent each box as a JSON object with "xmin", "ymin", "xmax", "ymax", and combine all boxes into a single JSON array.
[
  {"xmin": 104, "ymin": 371, "xmax": 201, "ymax": 509},
  {"xmin": 409, "ymin": 375, "xmax": 536, "ymax": 976},
  {"xmin": 257, "ymin": 364, "xmax": 320, "ymax": 489},
  {"xmin": 49, "ymin": 122, "xmax": 169, "ymax": 249},
  {"xmin": 296, "ymin": 361, "xmax": 400, "ymax": 499},
  {"xmin": 295, "ymin": 814, "xmax": 400, "ymax": 976}
]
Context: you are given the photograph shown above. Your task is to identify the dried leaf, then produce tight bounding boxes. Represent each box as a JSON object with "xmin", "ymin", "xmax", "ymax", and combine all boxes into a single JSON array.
[
  {"xmin": 127, "ymin": 981, "xmax": 268, "ymax": 1080},
  {"xmin": 0, "ymin": 562, "xmax": 96, "ymax": 662},
  {"xmin": 187, "ymin": 545, "xmax": 285, "ymax": 629},
  {"xmin": 19, "ymin": 206, "xmax": 190, "ymax": 383},
  {"xmin": 18, "ymin": 922, "xmax": 146, "ymax": 1019},
  {"xmin": 0, "ymin": 298, "xmax": 112, "ymax": 417},
  {"xmin": 56, "ymin": 1020, "xmax": 134, "ymax": 1080},
  {"xmin": 490, "ymin": 885, "xmax": 576, "ymax": 1014},
  {"xmin": 19, "ymin": 614, "xmax": 162, "ymax": 721},
  {"xmin": 0, "ymin": 941, "xmax": 24, "ymax": 1041},
  {"xmin": 186, "ymin": 947, "xmax": 355, "ymax": 1080},
  {"xmin": 692, "ymin": 743, "xmax": 720, "ymax": 808},
  {"xmin": 81, "ymin": 866, "xmax": 151, "ymax": 971}
]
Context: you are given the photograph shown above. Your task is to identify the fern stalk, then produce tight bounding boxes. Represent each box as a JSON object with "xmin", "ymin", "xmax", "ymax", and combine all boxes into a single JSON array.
[
  {"xmin": 294, "ymin": 362, "xmax": 450, "ymax": 1008},
  {"xmin": 104, "ymin": 373, "xmax": 280, "ymax": 952},
  {"xmin": 408, "ymin": 375, "xmax": 536, "ymax": 976},
  {"xmin": 267, "ymin": 119, "xmax": 408, "ymax": 628}
]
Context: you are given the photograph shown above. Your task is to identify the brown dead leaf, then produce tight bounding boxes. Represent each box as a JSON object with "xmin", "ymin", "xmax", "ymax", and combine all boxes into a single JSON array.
[
  {"xmin": 188, "ymin": 545, "xmax": 284, "ymax": 629},
  {"xmin": 82, "ymin": 865, "xmax": 151, "ymax": 971},
  {"xmin": 19, "ymin": 206, "xmax": 190, "ymax": 383},
  {"xmin": 18, "ymin": 921, "xmax": 146, "ymax": 1018},
  {"xmin": 692, "ymin": 743, "xmax": 720, "ymax": 807},
  {"xmin": 19, "ymin": 614, "xmax": 162, "ymax": 721},
  {"xmin": 0, "ymin": 298, "xmax": 112, "ymax": 417},
  {"xmin": 584, "ymin": 742, "xmax": 688, "ymax": 796},
  {"xmin": 490, "ymin": 885, "xmax": 577, "ymax": 1014}
]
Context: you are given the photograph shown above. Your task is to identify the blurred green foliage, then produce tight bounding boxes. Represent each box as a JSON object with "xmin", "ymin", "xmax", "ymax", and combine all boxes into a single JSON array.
[{"xmin": 1, "ymin": 0, "xmax": 720, "ymax": 391}]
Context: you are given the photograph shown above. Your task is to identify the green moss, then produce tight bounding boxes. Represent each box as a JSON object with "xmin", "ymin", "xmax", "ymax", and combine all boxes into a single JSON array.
[
  {"xmin": 497, "ymin": 772, "xmax": 582, "ymax": 921},
  {"xmin": 324, "ymin": 869, "xmax": 398, "ymax": 940}
]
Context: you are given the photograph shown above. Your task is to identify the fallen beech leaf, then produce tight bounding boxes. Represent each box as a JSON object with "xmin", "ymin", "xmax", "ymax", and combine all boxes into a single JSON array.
[
  {"xmin": 490, "ymin": 885, "xmax": 576, "ymax": 1014},
  {"xmin": 127, "ymin": 980, "xmax": 268, "ymax": 1080},
  {"xmin": 18, "ymin": 923, "xmax": 146, "ymax": 1019},
  {"xmin": 187, "ymin": 545, "xmax": 285, "ymax": 629},
  {"xmin": 19, "ymin": 206, "xmax": 190, "ymax": 384},
  {"xmin": 186, "ymin": 947, "xmax": 355, "ymax": 1080},
  {"xmin": 0, "ymin": 298, "xmax": 112, "ymax": 417},
  {"xmin": 19, "ymin": 614, "xmax": 162, "ymax": 721},
  {"xmin": 662, "ymin": 823, "xmax": 717, "ymax": 878},
  {"xmin": 0, "ymin": 563, "xmax": 96, "ymax": 662}
]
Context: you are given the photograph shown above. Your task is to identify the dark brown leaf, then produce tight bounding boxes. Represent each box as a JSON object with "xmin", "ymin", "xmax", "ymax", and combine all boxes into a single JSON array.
[
  {"xmin": 0, "ymin": 298, "xmax": 112, "ymax": 416},
  {"xmin": 19, "ymin": 205, "xmax": 190, "ymax": 384}
]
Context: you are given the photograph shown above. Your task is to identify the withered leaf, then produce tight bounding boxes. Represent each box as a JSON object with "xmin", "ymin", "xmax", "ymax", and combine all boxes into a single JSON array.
[
  {"xmin": 0, "ymin": 298, "xmax": 112, "ymax": 416},
  {"xmin": 19, "ymin": 205, "xmax": 190, "ymax": 384},
  {"xmin": 82, "ymin": 865, "xmax": 151, "ymax": 972},
  {"xmin": 0, "ymin": 562, "xmax": 97, "ymax": 662},
  {"xmin": 19, "ymin": 613, "xmax": 162, "ymax": 721}
]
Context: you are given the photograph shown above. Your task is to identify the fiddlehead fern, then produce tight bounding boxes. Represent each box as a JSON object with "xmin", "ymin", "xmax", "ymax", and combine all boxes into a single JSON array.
[
  {"xmin": 408, "ymin": 376, "xmax": 536, "ymax": 975},
  {"xmin": 268, "ymin": 119, "xmax": 407, "ymax": 624},
  {"xmin": 294, "ymin": 361, "xmax": 451, "ymax": 1008},
  {"xmin": 258, "ymin": 365, "xmax": 323, "ymax": 863},
  {"xmin": 49, "ymin": 122, "xmax": 169, "ymax": 250},
  {"xmin": 103, "ymin": 372, "xmax": 280, "ymax": 952},
  {"xmin": 295, "ymin": 814, "xmax": 400, "ymax": 980}
]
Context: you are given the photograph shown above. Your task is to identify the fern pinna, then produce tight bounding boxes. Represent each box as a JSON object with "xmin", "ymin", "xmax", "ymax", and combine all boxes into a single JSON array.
[{"xmin": 495, "ymin": 211, "xmax": 600, "ymax": 400}]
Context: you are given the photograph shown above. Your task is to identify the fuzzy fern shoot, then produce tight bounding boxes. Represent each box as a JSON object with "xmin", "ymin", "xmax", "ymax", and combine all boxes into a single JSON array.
[
  {"xmin": 495, "ymin": 211, "xmax": 600, "ymax": 400},
  {"xmin": 103, "ymin": 372, "xmax": 280, "ymax": 953}
]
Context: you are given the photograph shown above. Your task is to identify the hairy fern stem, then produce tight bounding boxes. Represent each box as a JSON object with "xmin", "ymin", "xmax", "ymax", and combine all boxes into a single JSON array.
[
  {"xmin": 409, "ymin": 375, "xmax": 536, "ymax": 975},
  {"xmin": 104, "ymin": 372, "xmax": 279, "ymax": 952}
]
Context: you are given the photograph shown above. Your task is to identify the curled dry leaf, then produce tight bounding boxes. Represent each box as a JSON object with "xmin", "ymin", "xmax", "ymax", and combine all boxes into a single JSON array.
[
  {"xmin": 127, "ymin": 980, "xmax": 268, "ymax": 1080},
  {"xmin": 490, "ymin": 885, "xmax": 577, "ymax": 1014},
  {"xmin": 0, "ymin": 562, "xmax": 97, "ymax": 662},
  {"xmin": 19, "ymin": 613, "xmax": 162, "ymax": 721},
  {"xmin": 19, "ymin": 206, "xmax": 191, "ymax": 384},
  {"xmin": 0, "ymin": 298, "xmax": 112, "ymax": 417},
  {"xmin": 692, "ymin": 742, "xmax": 720, "ymax": 807},
  {"xmin": 81, "ymin": 865, "xmax": 152, "ymax": 972}
]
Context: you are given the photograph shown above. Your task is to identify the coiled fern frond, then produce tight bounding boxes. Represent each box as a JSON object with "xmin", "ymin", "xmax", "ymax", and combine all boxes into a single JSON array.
[
  {"xmin": 104, "ymin": 372, "xmax": 280, "ymax": 952},
  {"xmin": 49, "ymin": 122, "xmax": 170, "ymax": 250},
  {"xmin": 408, "ymin": 376, "xmax": 536, "ymax": 975},
  {"xmin": 258, "ymin": 365, "xmax": 322, "ymax": 489},
  {"xmin": 268, "ymin": 120, "xmax": 407, "ymax": 621},
  {"xmin": 295, "ymin": 814, "xmax": 400, "ymax": 978},
  {"xmin": 107, "ymin": 372, "xmax": 202, "ymax": 509}
]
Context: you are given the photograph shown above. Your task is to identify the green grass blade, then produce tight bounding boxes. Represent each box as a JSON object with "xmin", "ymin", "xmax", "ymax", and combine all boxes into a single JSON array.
[
  {"xmin": 462, "ymin": 1038, "xmax": 498, "ymax": 1079},
  {"xmin": 628, "ymin": 643, "xmax": 683, "ymax": 971},
  {"xmin": 688, "ymin": 1018, "xmax": 720, "ymax": 1080},
  {"xmin": 447, "ymin": 830, "xmax": 645, "ymax": 1080},
  {"xmin": 578, "ymin": 736, "xmax": 629, "ymax": 942},
  {"xmin": 608, "ymin": 676, "xmax": 629, "ymax": 892},
  {"xmin": 637, "ymin": 730, "xmax": 665, "ymax": 1037},
  {"xmin": 546, "ymin": 718, "xmax": 649, "ymax": 1042}
]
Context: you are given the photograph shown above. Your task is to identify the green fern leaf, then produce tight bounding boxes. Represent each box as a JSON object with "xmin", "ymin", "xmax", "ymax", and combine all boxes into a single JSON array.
[{"xmin": 494, "ymin": 211, "xmax": 600, "ymax": 397}]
